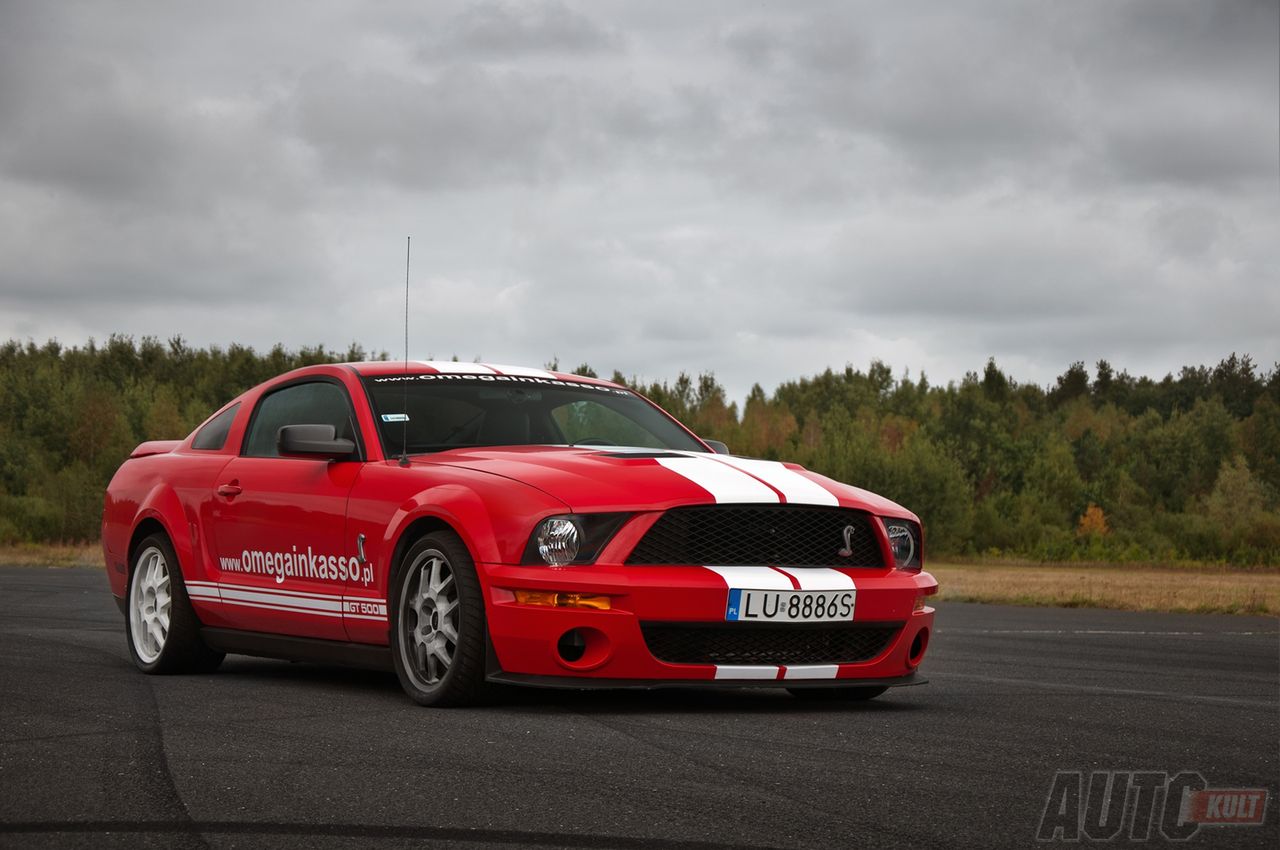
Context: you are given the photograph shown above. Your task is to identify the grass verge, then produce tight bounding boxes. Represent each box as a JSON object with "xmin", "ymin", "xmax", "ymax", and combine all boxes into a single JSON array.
[
  {"xmin": 930, "ymin": 562, "xmax": 1280, "ymax": 616},
  {"xmin": 0, "ymin": 542, "xmax": 104, "ymax": 569}
]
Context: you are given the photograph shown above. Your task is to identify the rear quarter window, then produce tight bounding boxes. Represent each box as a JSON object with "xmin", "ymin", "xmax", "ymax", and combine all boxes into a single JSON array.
[{"xmin": 191, "ymin": 403, "xmax": 240, "ymax": 451}]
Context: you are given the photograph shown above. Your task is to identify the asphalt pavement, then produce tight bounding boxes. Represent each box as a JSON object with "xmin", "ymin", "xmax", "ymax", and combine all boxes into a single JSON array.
[{"xmin": 0, "ymin": 566, "xmax": 1276, "ymax": 849}]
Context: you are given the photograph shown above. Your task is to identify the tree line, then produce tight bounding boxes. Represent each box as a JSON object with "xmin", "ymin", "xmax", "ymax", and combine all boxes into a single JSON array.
[{"xmin": 2, "ymin": 337, "xmax": 1277, "ymax": 565}]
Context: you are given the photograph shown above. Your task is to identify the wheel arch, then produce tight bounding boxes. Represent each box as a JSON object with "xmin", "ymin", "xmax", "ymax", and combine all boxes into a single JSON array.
[
  {"xmin": 127, "ymin": 482, "xmax": 195, "ymax": 581},
  {"xmin": 128, "ymin": 517, "xmax": 171, "ymax": 569},
  {"xmin": 387, "ymin": 514, "xmax": 468, "ymax": 583}
]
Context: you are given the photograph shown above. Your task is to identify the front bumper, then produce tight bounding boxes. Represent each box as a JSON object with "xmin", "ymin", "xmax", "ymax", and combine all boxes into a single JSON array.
[{"xmin": 480, "ymin": 563, "xmax": 937, "ymax": 687}]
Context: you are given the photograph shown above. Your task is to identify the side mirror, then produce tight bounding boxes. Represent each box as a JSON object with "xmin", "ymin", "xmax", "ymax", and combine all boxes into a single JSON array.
[
  {"xmin": 278, "ymin": 424, "xmax": 356, "ymax": 460},
  {"xmin": 703, "ymin": 439, "xmax": 730, "ymax": 455}
]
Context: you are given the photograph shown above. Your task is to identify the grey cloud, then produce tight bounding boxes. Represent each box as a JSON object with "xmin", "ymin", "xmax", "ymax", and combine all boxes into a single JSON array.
[
  {"xmin": 715, "ymin": 1, "xmax": 1277, "ymax": 195},
  {"xmin": 0, "ymin": 0, "xmax": 1275, "ymax": 405},
  {"xmin": 288, "ymin": 65, "xmax": 572, "ymax": 189},
  {"xmin": 286, "ymin": 61, "xmax": 726, "ymax": 192},
  {"xmin": 1100, "ymin": 101, "xmax": 1277, "ymax": 189},
  {"xmin": 1147, "ymin": 203, "xmax": 1234, "ymax": 259},
  {"xmin": 427, "ymin": 0, "xmax": 620, "ymax": 59}
]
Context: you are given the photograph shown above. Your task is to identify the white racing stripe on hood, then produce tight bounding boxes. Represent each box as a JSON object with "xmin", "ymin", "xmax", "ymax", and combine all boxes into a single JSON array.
[
  {"xmin": 705, "ymin": 456, "xmax": 839, "ymax": 506},
  {"xmin": 656, "ymin": 455, "xmax": 779, "ymax": 503},
  {"xmin": 773, "ymin": 567, "xmax": 856, "ymax": 591},
  {"xmin": 703, "ymin": 566, "xmax": 794, "ymax": 590}
]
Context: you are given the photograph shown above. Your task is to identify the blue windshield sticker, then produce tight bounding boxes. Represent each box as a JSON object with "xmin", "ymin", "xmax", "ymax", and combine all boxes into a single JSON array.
[{"xmin": 381, "ymin": 413, "xmax": 410, "ymax": 422}]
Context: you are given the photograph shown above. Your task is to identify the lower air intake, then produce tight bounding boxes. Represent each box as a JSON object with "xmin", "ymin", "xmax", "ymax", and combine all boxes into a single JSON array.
[{"xmin": 641, "ymin": 622, "xmax": 901, "ymax": 666}]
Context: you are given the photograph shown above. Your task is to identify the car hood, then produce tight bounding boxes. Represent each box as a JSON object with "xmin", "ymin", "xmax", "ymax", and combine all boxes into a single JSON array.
[{"xmin": 411, "ymin": 446, "xmax": 915, "ymax": 519}]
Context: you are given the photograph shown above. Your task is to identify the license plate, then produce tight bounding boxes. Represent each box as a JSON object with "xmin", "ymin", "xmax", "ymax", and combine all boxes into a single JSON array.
[{"xmin": 725, "ymin": 588, "xmax": 855, "ymax": 623}]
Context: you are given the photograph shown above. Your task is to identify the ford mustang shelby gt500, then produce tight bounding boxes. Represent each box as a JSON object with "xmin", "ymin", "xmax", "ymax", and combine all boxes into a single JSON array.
[{"xmin": 103, "ymin": 361, "xmax": 936, "ymax": 705}]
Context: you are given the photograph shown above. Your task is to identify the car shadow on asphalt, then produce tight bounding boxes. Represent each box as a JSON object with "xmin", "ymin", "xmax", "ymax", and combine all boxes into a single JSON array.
[{"xmin": 214, "ymin": 657, "xmax": 925, "ymax": 714}]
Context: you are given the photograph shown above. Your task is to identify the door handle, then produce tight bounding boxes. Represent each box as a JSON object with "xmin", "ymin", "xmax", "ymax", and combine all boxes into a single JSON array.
[{"xmin": 216, "ymin": 483, "xmax": 242, "ymax": 498}]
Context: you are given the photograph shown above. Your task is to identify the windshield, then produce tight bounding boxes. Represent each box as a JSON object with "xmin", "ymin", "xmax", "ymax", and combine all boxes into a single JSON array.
[{"xmin": 362, "ymin": 375, "xmax": 707, "ymax": 455}]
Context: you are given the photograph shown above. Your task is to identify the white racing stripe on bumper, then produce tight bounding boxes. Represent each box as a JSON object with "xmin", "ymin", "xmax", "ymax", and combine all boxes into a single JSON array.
[
  {"xmin": 773, "ymin": 567, "xmax": 857, "ymax": 591},
  {"xmin": 705, "ymin": 456, "xmax": 839, "ymax": 506},
  {"xmin": 705, "ymin": 568, "xmax": 785, "ymax": 679},
  {"xmin": 714, "ymin": 665, "xmax": 781, "ymax": 680},
  {"xmin": 783, "ymin": 665, "xmax": 840, "ymax": 680},
  {"xmin": 702, "ymin": 567, "xmax": 854, "ymax": 681},
  {"xmin": 702, "ymin": 566, "xmax": 794, "ymax": 590},
  {"xmin": 656, "ymin": 456, "xmax": 779, "ymax": 503}
]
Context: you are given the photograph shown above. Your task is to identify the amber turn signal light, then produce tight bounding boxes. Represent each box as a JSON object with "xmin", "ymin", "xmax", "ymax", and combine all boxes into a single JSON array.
[{"xmin": 514, "ymin": 590, "xmax": 612, "ymax": 610}]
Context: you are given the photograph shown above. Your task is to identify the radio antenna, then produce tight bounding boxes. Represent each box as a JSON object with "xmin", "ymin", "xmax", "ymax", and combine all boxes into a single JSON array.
[{"xmin": 399, "ymin": 236, "xmax": 411, "ymax": 467}]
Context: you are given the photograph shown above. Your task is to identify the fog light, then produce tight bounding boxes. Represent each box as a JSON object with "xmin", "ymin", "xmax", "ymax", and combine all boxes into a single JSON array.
[
  {"xmin": 558, "ymin": 629, "xmax": 588, "ymax": 663},
  {"xmin": 514, "ymin": 590, "xmax": 611, "ymax": 610},
  {"xmin": 908, "ymin": 628, "xmax": 930, "ymax": 666}
]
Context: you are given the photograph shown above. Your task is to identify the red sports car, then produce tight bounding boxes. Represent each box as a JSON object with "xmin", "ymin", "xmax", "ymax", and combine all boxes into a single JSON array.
[{"xmin": 103, "ymin": 361, "xmax": 937, "ymax": 706}]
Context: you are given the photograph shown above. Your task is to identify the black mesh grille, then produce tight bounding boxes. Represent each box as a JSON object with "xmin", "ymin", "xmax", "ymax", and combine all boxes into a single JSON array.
[
  {"xmin": 626, "ymin": 505, "xmax": 884, "ymax": 567},
  {"xmin": 642, "ymin": 623, "xmax": 901, "ymax": 666}
]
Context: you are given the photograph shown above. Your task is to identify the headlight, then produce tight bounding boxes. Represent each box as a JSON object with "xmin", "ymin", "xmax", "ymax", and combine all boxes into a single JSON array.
[
  {"xmin": 882, "ymin": 519, "xmax": 922, "ymax": 569},
  {"xmin": 523, "ymin": 513, "xmax": 630, "ymax": 567},
  {"xmin": 536, "ymin": 518, "xmax": 580, "ymax": 566}
]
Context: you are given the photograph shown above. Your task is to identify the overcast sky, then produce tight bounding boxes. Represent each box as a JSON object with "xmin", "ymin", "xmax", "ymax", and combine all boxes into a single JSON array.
[{"xmin": 1, "ymin": 0, "xmax": 1276, "ymax": 402}]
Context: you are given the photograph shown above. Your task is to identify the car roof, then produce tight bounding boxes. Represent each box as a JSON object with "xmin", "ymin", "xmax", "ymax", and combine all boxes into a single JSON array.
[{"xmin": 339, "ymin": 360, "xmax": 620, "ymax": 388}]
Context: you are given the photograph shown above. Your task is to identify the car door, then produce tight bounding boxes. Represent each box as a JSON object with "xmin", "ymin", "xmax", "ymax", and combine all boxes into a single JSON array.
[{"xmin": 206, "ymin": 379, "xmax": 363, "ymax": 641}]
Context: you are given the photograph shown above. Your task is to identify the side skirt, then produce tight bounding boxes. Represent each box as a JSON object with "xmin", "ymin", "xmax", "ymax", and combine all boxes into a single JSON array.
[{"xmin": 200, "ymin": 627, "xmax": 393, "ymax": 672}]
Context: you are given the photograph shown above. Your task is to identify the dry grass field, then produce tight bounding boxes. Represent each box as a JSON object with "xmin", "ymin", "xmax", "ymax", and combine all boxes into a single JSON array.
[
  {"xmin": 930, "ymin": 561, "xmax": 1280, "ymax": 616},
  {"xmin": 0, "ymin": 542, "xmax": 103, "ymax": 569}
]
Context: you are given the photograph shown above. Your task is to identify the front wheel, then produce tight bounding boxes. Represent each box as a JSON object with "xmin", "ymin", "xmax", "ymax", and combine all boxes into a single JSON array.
[
  {"xmin": 787, "ymin": 686, "xmax": 888, "ymax": 702},
  {"xmin": 126, "ymin": 533, "xmax": 224, "ymax": 673},
  {"xmin": 390, "ymin": 532, "xmax": 489, "ymax": 707}
]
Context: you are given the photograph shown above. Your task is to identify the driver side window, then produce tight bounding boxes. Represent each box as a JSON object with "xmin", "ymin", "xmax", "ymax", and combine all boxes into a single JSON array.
[{"xmin": 244, "ymin": 382, "xmax": 358, "ymax": 458}]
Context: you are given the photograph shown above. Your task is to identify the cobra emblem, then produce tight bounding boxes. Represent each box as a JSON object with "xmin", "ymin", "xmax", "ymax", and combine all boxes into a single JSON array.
[{"xmin": 837, "ymin": 525, "xmax": 856, "ymax": 558}]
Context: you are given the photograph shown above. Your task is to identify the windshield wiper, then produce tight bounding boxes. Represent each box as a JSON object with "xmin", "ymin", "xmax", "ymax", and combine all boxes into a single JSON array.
[{"xmin": 437, "ymin": 410, "xmax": 485, "ymax": 445}]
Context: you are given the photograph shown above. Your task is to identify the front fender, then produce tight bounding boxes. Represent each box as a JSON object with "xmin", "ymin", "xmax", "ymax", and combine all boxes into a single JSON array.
[
  {"xmin": 380, "ymin": 484, "xmax": 502, "ymax": 569},
  {"xmin": 343, "ymin": 464, "xmax": 571, "ymax": 645}
]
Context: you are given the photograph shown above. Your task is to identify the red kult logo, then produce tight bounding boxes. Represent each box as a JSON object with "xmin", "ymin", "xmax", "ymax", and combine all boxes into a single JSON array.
[{"xmin": 1186, "ymin": 788, "xmax": 1268, "ymax": 825}]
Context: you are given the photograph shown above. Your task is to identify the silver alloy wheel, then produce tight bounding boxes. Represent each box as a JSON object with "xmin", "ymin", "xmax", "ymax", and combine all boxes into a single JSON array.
[
  {"xmin": 130, "ymin": 545, "xmax": 172, "ymax": 664},
  {"xmin": 399, "ymin": 548, "xmax": 460, "ymax": 689}
]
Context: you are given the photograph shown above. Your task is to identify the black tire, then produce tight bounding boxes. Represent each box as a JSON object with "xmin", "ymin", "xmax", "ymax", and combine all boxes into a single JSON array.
[
  {"xmin": 126, "ymin": 533, "xmax": 224, "ymax": 674},
  {"xmin": 787, "ymin": 686, "xmax": 888, "ymax": 702},
  {"xmin": 390, "ymin": 531, "xmax": 489, "ymax": 707}
]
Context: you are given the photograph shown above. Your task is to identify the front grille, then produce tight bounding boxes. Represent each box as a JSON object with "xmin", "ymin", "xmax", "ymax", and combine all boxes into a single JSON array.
[
  {"xmin": 626, "ymin": 505, "xmax": 884, "ymax": 567},
  {"xmin": 642, "ymin": 622, "xmax": 901, "ymax": 666}
]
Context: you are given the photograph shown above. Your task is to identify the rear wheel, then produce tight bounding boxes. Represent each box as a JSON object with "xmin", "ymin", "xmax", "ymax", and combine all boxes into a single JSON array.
[
  {"xmin": 787, "ymin": 686, "xmax": 887, "ymax": 701},
  {"xmin": 126, "ymin": 533, "xmax": 224, "ymax": 673},
  {"xmin": 390, "ymin": 532, "xmax": 488, "ymax": 706}
]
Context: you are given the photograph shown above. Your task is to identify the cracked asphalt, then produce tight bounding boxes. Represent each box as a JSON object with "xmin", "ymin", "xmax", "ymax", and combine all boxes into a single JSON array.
[{"xmin": 1, "ymin": 566, "xmax": 1276, "ymax": 849}]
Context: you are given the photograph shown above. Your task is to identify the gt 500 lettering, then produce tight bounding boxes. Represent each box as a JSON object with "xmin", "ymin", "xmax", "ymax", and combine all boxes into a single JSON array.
[{"xmin": 726, "ymin": 589, "xmax": 855, "ymax": 623}]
